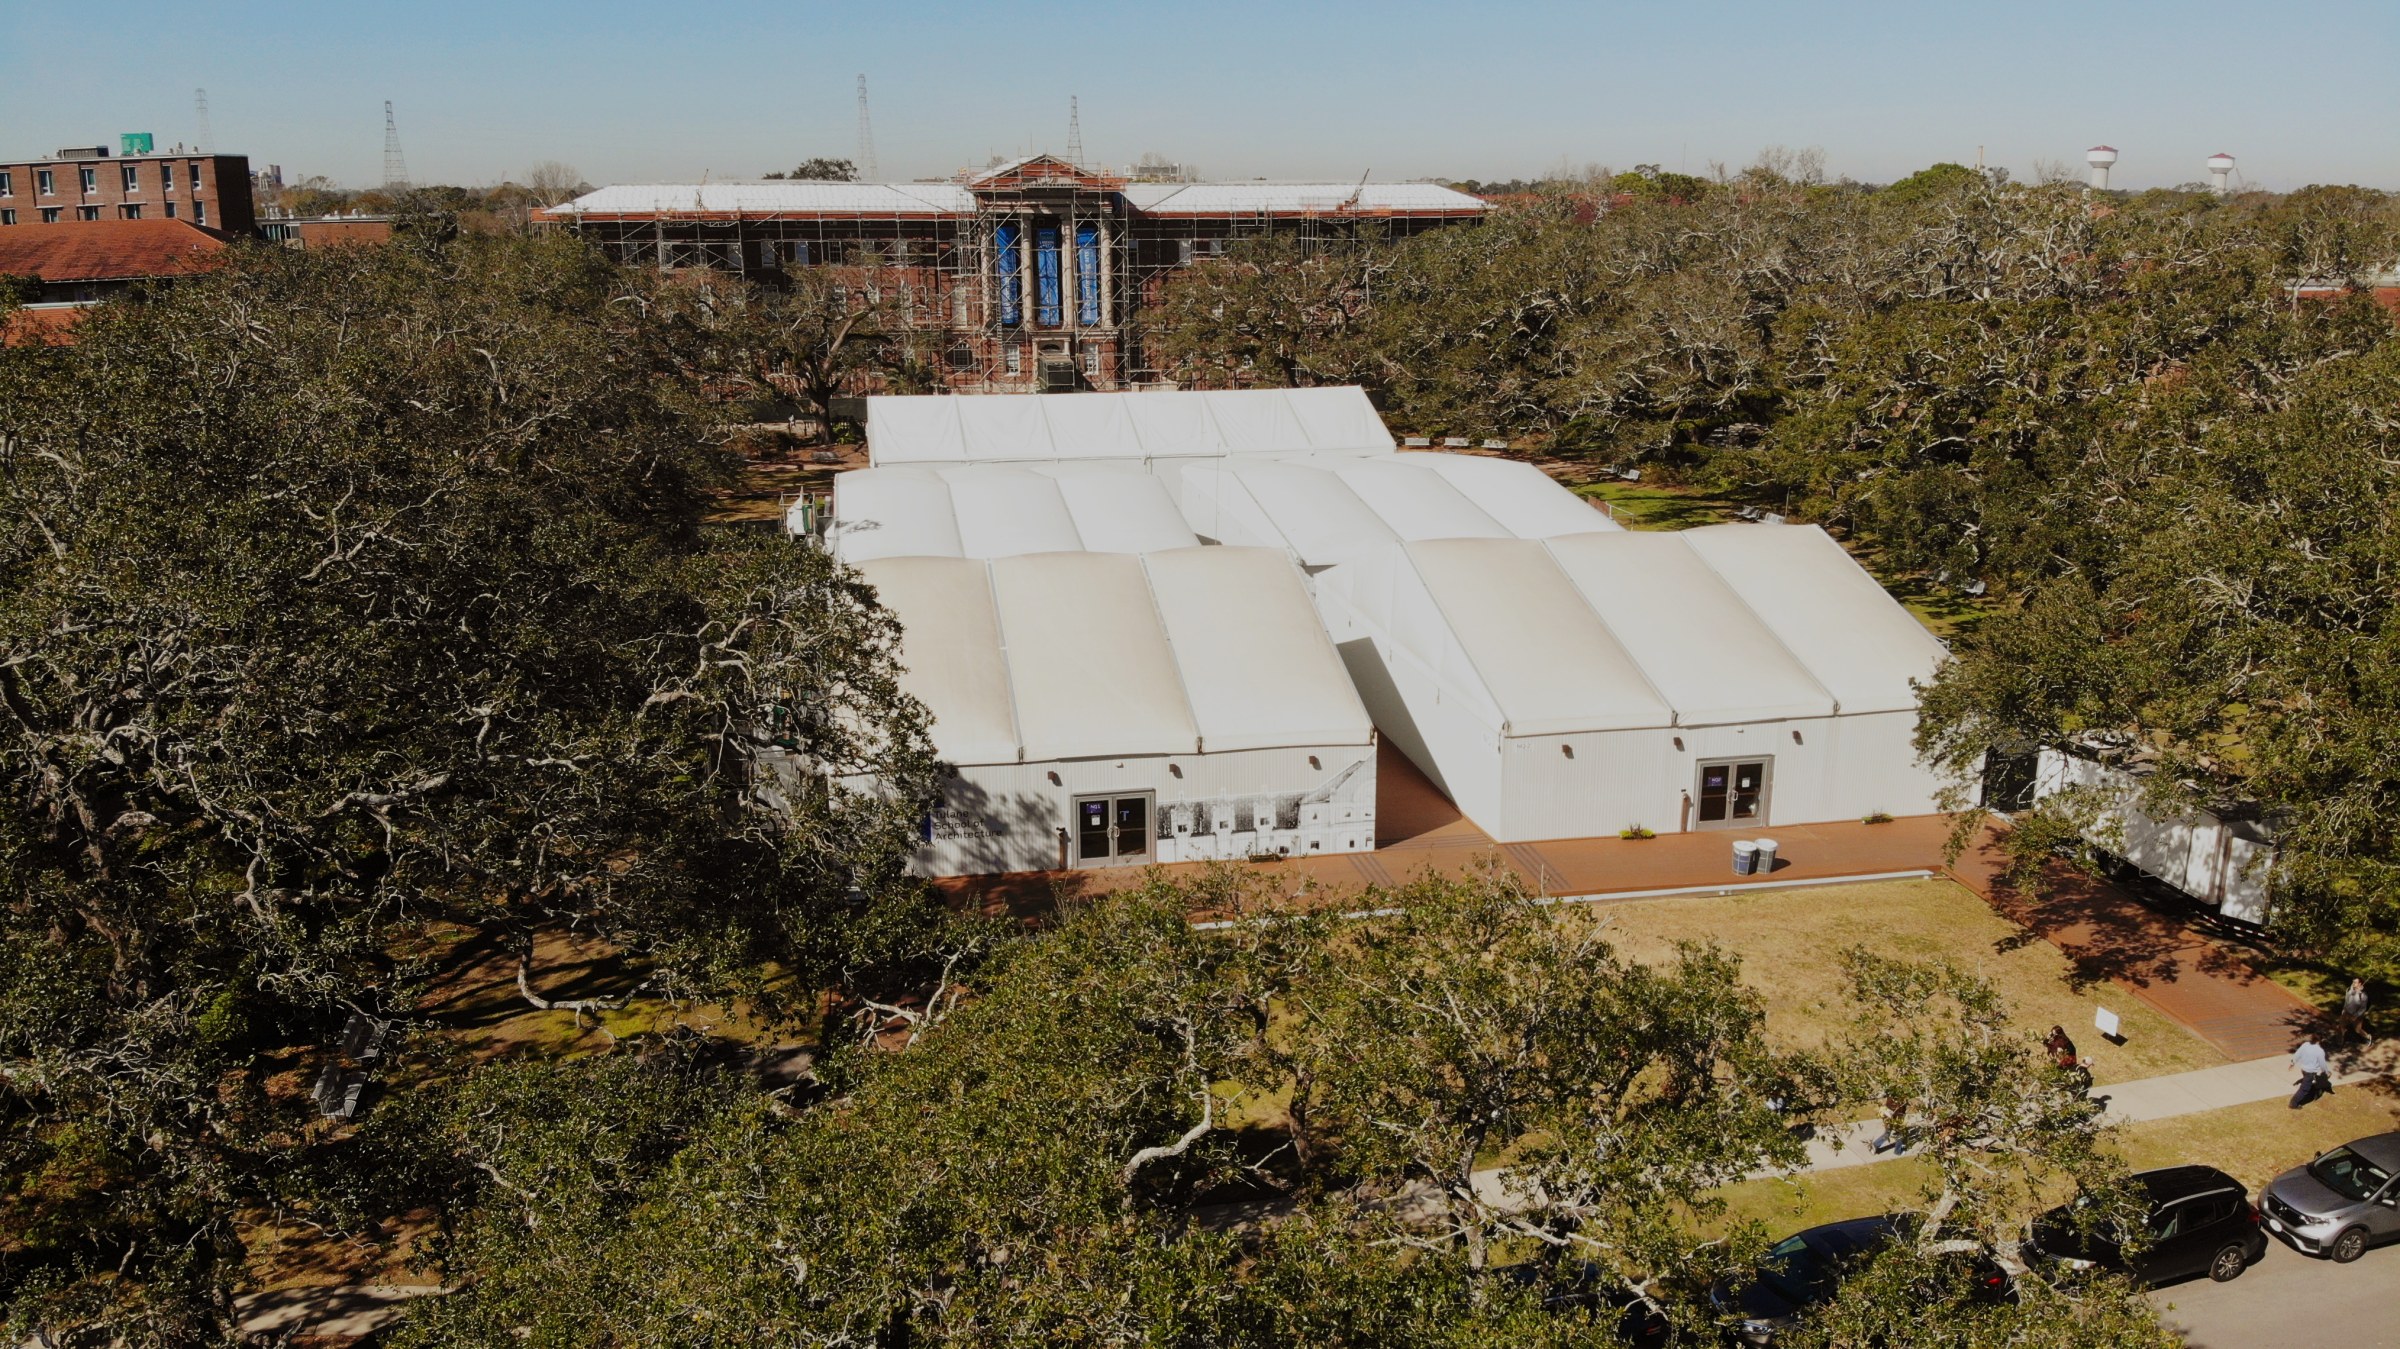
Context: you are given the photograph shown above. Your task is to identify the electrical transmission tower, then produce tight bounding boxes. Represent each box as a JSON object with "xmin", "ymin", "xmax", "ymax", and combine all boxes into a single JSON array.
[
  {"xmin": 194, "ymin": 88, "xmax": 215, "ymax": 153},
  {"xmin": 854, "ymin": 75, "xmax": 879, "ymax": 181},
  {"xmin": 1065, "ymin": 96, "xmax": 1084, "ymax": 168},
  {"xmin": 382, "ymin": 101, "xmax": 412, "ymax": 190}
]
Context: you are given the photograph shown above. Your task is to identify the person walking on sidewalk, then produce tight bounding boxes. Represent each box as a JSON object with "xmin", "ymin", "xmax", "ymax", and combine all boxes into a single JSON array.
[
  {"xmin": 2337, "ymin": 978, "xmax": 2370, "ymax": 1045},
  {"xmin": 2290, "ymin": 1034, "xmax": 2332, "ymax": 1109},
  {"xmin": 1870, "ymin": 1095, "xmax": 1912, "ymax": 1155}
]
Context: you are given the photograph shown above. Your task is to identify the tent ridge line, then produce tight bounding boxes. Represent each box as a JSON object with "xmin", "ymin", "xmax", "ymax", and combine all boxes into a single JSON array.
[
  {"xmin": 1134, "ymin": 551, "xmax": 1209, "ymax": 759},
  {"xmin": 977, "ymin": 558, "xmax": 1031, "ymax": 764},
  {"xmin": 1674, "ymin": 528, "xmax": 1845, "ymax": 716}
]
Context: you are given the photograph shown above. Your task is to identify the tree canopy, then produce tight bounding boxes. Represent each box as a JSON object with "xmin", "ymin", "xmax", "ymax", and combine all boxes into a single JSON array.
[{"xmin": 0, "ymin": 231, "xmax": 940, "ymax": 1340}]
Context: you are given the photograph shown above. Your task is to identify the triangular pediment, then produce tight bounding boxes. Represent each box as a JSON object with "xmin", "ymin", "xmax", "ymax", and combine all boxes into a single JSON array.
[{"xmin": 965, "ymin": 154, "xmax": 1121, "ymax": 191}]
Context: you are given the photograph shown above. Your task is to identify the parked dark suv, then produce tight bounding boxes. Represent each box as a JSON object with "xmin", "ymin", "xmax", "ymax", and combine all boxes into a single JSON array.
[
  {"xmin": 2024, "ymin": 1165, "xmax": 2267, "ymax": 1285},
  {"xmin": 1708, "ymin": 1215, "xmax": 2011, "ymax": 1344}
]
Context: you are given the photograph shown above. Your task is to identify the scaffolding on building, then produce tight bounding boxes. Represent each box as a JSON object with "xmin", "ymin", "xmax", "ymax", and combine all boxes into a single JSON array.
[{"xmin": 541, "ymin": 156, "xmax": 1485, "ymax": 392}]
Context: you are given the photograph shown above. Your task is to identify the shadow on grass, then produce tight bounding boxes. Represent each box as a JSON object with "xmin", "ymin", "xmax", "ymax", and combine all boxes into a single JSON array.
[{"xmin": 1572, "ymin": 481, "xmax": 1739, "ymax": 531}]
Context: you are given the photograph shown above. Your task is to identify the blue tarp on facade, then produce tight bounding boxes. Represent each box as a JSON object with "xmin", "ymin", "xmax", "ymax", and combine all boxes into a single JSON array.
[
  {"xmin": 1076, "ymin": 224, "xmax": 1101, "ymax": 326},
  {"xmin": 995, "ymin": 222, "xmax": 1022, "ymax": 327},
  {"xmin": 1035, "ymin": 226, "xmax": 1063, "ymax": 327}
]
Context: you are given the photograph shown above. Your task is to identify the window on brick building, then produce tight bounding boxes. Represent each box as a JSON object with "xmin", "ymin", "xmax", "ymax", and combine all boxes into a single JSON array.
[
  {"xmin": 41, "ymin": 207, "xmax": 61, "ymax": 223},
  {"xmin": 38, "ymin": 170, "xmax": 55, "ymax": 195},
  {"xmin": 0, "ymin": 210, "xmax": 14, "ymax": 226},
  {"xmin": 190, "ymin": 163, "xmax": 203, "ymax": 192},
  {"xmin": 0, "ymin": 171, "xmax": 12, "ymax": 195},
  {"xmin": 122, "ymin": 164, "xmax": 139, "ymax": 192},
  {"xmin": 164, "ymin": 202, "xmax": 176, "ymax": 219},
  {"xmin": 162, "ymin": 163, "xmax": 175, "ymax": 192},
  {"xmin": 77, "ymin": 206, "xmax": 100, "ymax": 221},
  {"xmin": 194, "ymin": 201, "xmax": 207, "ymax": 225},
  {"xmin": 120, "ymin": 204, "xmax": 142, "ymax": 220},
  {"xmin": 79, "ymin": 167, "xmax": 96, "ymax": 193}
]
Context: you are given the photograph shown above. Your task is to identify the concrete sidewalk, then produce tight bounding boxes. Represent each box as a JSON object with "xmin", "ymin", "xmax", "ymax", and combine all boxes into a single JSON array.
[{"xmin": 1789, "ymin": 1040, "xmax": 2397, "ymax": 1176}]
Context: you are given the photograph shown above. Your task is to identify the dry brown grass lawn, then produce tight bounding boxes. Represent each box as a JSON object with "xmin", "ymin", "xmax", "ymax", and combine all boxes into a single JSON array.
[
  {"xmin": 2119, "ymin": 1086, "xmax": 2400, "ymax": 1193},
  {"xmin": 1702, "ymin": 1083, "xmax": 2400, "ymax": 1239},
  {"xmin": 1590, "ymin": 878, "xmax": 2225, "ymax": 1085}
]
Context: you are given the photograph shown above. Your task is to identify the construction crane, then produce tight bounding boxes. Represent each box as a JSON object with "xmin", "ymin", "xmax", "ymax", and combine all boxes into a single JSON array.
[
  {"xmin": 194, "ymin": 88, "xmax": 215, "ymax": 153},
  {"xmin": 1066, "ymin": 95, "xmax": 1085, "ymax": 168}
]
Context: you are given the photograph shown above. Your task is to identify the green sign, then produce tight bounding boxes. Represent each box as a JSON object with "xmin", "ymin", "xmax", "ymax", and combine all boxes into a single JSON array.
[{"xmin": 120, "ymin": 132, "xmax": 154, "ymax": 155}]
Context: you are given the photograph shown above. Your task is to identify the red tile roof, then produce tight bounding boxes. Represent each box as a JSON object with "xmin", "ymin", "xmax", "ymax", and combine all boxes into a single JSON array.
[
  {"xmin": 0, "ymin": 305, "xmax": 86, "ymax": 346},
  {"xmin": 0, "ymin": 219, "xmax": 230, "ymax": 283}
]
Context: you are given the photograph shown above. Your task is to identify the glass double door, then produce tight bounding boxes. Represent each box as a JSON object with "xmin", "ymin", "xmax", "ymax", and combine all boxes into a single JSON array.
[
  {"xmin": 1694, "ymin": 759, "xmax": 1771, "ymax": 830},
  {"xmin": 1074, "ymin": 793, "xmax": 1154, "ymax": 867}
]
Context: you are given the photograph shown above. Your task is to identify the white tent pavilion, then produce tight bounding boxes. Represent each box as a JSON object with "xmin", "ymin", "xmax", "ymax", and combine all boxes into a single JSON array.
[
  {"xmin": 858, "ymin": 548, "xmax": 1377, "ymax": 875},
  {"xmin": 1317, "ymin": 524, "xmax": 1951, "ymax": 842}
]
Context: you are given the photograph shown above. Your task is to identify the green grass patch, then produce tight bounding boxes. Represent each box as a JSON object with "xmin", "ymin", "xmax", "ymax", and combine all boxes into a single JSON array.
[{"xmin": 1571, "ymin": 481, "xmax": 1739, "ymax": 531}]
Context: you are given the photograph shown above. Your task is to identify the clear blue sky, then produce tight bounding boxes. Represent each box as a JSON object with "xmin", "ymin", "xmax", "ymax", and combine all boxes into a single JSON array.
[{"xmin": 5, "ymin": 1, "xmax": 2394, "ymax": 191}]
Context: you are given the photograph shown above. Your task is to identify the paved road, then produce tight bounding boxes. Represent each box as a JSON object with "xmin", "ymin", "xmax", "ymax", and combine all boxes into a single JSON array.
[{"xmin": 2151, "ymin": 1233, "xmax": 2400, "ymax": 1348}]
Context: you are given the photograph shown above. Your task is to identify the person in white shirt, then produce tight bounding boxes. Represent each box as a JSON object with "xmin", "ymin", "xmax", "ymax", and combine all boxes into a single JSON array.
[{"xmin": 2290, "ymin": 1035, "xmax": 2332, "ymax": 1109}]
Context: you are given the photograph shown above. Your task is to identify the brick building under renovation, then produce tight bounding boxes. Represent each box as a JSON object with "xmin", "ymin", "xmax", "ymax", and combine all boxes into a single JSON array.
[{"xmin": 541, "ymin": 155, "xmax": 1487, "ymax": 391}]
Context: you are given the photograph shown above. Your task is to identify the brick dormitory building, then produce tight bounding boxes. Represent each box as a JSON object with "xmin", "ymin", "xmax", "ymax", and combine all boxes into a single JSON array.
[{"xmin": 540, "ymin": 155, "xmax": 1489, "ymax": 391}]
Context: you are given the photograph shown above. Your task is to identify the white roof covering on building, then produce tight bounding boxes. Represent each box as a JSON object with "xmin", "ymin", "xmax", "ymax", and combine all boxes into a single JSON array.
[
  {"xmin": 1144, "ymin": 548, "xmax": 1377, "ymax": 753},
  {"xmin": 866, "ymin": 388, "xmax": 1395, "ymax": 465},
  {"xmin": 1410, "ymin": 454, "xmax": 1623, "ymax": 539},
  {"xmin": 1175, "ymin": 452, "xmax": 1615, "ymax": 566},
  {"xmin": 1327, "ymin": 526, "xmax": 1942, "ymax": 738},
  {"xmin": 988, "ymin": 553, "xmax": 1198, "ymax": 762},
  {"xmin": 857, "ymin": 550, "xmax": 1371, "ymax": 766},
  {"xmin": 851, "ymin": 556, "xmax": 1022, "ymax": 765},
  {"xmin": 1546, "ymin": 533, "xmax": 1836, "ymax": 726},
  {"xmin": 1679, "ymin": 524, "xmax": 1950, "ymax": 715},
  {"xmin": 549, "ymin": 182, "xmax": 975, "ymax": 216},
  {"xmin": 1390, "ymin": 539, "xmax": 1674, "ymax": 736},
  {"xmin": 1121, "ymin": 183, "xmax": 1487, "ymax": 215},
  {"xmin": 831, "ymin": 465, "xmax": 1197, "ymax": 563}
]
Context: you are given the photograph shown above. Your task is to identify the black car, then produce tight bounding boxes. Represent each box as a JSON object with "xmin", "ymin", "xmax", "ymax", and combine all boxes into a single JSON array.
[
  {"xmin": 1483, "ymin": 1260, "xmax": 1677, "ymax": 1346},
  {"xmin": 1708, "ymin": 1216, "xmax": 2011, "ymax": 1345},
  {"xmin": 2025, "ymin": 1164, "xmax": 2267, "ymax": 1285}
]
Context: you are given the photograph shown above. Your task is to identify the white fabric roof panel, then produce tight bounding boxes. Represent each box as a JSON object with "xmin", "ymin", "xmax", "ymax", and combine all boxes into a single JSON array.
[
  {"xmin": 1544, "ymin": 533, "xmax": 1836, "ymax": 726},
  {"xmin": 1409, "ymin": 454, "xmax": 1620, "ymax": 538},
  {"xmin": 866, "ymin": 389, "xmax": 1396, "ymax": 466},
  {"xmin": 1283, "ymin": 386, "xmax": 1398, "ymax": 453},
  {"xmin": 1120, "ymin": 183, "xmax": 1488, "ymax": 215},
  {"xmin": 955, "ymin": 396, "xmax": 1056, "ymax": 462},
  {"xmin": 1680, "ymin": 524, "xmax": 1948, "ymax": 715},
  {"xmin": 1143, "ymin": 548, "xmax": 1375, "ymax": 752},
  {"xmin": 988, "ymin": 553, "xmax": 1200, "ymax": 761},
  {"xmin": 866, "ymin": 399, "xmax": 967, "ymax": 465},
  {"xmin": 1406, "ymin": 539, "xmax": 1674, "ymax": 736},
  {"xmin": 940, "ymin": 468, "xmax": 1084, "ymax": 558},
  {"xmin": 1032, "ymin": 465, "xmax": 1201, "ymax": 553},
  {"xmin": 1205, "ymin": 390, "xmax": 1312, "ymax": 454},
  {"xmin": 855, "ymin": 557, "xmax": 1022, "ymax": 766},
  {"xmin": 1327, "ymin": 459, "xmax": 1510, "ymax": 542},
  {"xmin": 1039, "ymin": 395, "xmax": 1140, "ymax": 459},
  {"xmin": 831, "ymin": 469, "xmax": 966, "ymax": 562},
  {"xmin": 1230, "ymin": 462, "xmax": 1398, "ymax": 566},
  {"xmin": 553, "ymin": 183, "xmax": 975, "ymax": 216},
  {"xmin": 1120, "ymin": 391, "xmax": 1229, "ymax": 458}
]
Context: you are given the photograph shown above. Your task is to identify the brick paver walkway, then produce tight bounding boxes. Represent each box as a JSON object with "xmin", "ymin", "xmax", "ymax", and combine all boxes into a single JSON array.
[{"xmin": 1947, "ymin": 823, "xmax": 2320, "ymax": 1060}]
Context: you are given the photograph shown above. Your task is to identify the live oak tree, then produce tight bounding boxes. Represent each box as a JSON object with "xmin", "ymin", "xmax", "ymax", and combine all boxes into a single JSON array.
[
  {"xmin": 0, "ymin": 232, "xmax": 940, "ymax": 1342},
  {"xmin": 376, "ymin": 872, "xmax": 2168, "ymax": 1347}
]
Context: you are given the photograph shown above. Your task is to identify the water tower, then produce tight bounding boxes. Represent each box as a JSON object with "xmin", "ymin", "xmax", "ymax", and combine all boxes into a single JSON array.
[
  {"xmin": 2207, "ymin": 152, "xmax": 2236, "ymax": 196},
  {"xmin": 2086, "ymin": 145, "xmax": 2118, "ymax": 191}
]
